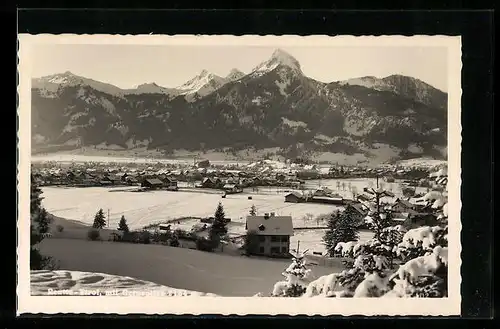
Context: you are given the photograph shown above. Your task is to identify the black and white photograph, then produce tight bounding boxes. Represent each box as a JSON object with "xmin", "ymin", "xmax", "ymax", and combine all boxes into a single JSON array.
[{"xmin": 17, "ymin": 35, "xmax": 462, "ymax": 315}]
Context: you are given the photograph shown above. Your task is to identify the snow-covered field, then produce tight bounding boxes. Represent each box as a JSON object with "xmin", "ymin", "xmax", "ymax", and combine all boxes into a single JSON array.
[
  {"xmin": 41, "ymin": 184, "xmax": 378, "ymax": 254},
  {"xmin": 31, "ymin": 270, "xmax": 218, "ymax": 296},
  {"xmin": 41, "ymin": 187, "xmax": 343, "ymax": 230}
]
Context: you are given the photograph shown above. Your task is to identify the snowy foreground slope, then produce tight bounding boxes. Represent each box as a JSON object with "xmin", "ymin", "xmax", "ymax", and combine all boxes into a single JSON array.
[{"xmin": 31, "ymin": 270, "xmax": 218, "ymax": 296}]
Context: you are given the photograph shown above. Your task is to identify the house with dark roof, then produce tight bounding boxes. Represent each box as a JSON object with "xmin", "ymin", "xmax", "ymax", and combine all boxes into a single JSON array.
[
  {"xmin": 313, "ymin": 187, "xmax": 333, "ymax": 197},
  {"xmin": 141, "ymin": 178, "xmax": 164, "ymax": 190},
  {"xmin": 395, "ymin": 212, "xmax": 439, "ymax": 230},
  {"xmin": 200, "ymin": 177, "xmax": 223, "ymax": 189},
  {"xmin": 284, "ymin": 191, "xmax": 305, "ymax": 203},
  {"xmin": 161, "ymin": 176, "xmax": 178, "ymax": 188},
  {"xmin": 99, "ymin": 176, "xmax": 114, "ymax": 186},
  {"xmin": 125, "ymin": 176, "xmax": 139, "ymax": 185},
  {"xmin": 197, "ymin": 159, "xmax": 210, "ymax": 168},
  {"xmin": 392, "ymin": 198, "xmax": 419, "ymax": 215},
  {"xmin": 344, "ymin": 203, "xmax": 369, "ymax": 227},
  {"xmin": 245, "ymin": 214, "xmax": 294, "ymax": 257}
]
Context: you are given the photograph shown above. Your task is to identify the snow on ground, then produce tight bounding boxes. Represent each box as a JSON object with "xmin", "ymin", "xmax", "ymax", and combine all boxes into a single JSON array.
[
  {"xmin": 41, "ymin": 187, "xmax": 345, "ymax": 231},
  {"xmin": 40, "ymin": 177, "xmax": 422, "ymax": 232},
  {"xmin": 291, "ymin": 229, "xmax": 375, "ymax": 255},
  {"xmin": 396, "ymin": 158, "xmax": 447, "ymax": 168},
  {"xmin": 31, "ymin": 270, "xmax": 218, "ymax": 296}
]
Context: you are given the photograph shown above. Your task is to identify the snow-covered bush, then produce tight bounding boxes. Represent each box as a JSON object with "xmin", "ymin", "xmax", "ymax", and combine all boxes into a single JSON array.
[
  {"xmin": 272, "ymin": 254, "xmax": 313, "ymax": 297},
  {"xmin": 307, "ymin": 223, "xmax": 448, "ymax": 298},
  {"xmin": 419, "ymin": 165, "xmax": 449, "ymax": 222},
  {"xmin": 331, "ymin": 228, "xmax": 403, "ymax": 297},
  {"xmin": 304, "ymin": 273, "xmax": 340, "ymax": 297},
  {"xmin": 386, "ymin": 245, "xmax": 448, "ymax": 298},
  {"xmin": 395, "ymin": 225, "xmax": 448, "ymax": 262}
]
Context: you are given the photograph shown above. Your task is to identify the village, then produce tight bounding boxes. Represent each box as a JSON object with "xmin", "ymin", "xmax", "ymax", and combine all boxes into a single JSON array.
[
  {"xmin": 32, "ymin": 157, "xmax": 435, "ymax": 192},
  {"xmin": 33, "ymin": 157, "xmax": 447, "ymax": 262}
]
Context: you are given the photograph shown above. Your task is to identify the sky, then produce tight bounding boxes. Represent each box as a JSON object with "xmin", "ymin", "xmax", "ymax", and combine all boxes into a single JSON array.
[{"xmin": 31, "ymin": 44, "xmax": 448, "ymax": 92}]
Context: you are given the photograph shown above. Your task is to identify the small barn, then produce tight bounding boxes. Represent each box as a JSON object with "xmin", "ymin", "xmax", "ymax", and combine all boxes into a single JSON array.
[
  {"xmin": 223, "ymin": 183, "xmax": 243, "ymax": 194},
  {"xmin": 309, "ymin": 195, "xmax": 344, "ymax": 205}
]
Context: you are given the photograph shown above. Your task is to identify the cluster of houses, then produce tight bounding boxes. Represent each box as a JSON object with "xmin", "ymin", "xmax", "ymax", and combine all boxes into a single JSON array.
[
  {"xmin": 31, "ymin": 158, "xmax": 439, "ymax": 192},
  {"xmin": 31, "ymin": 164, "xmax": 307, "ymax": 192},
  {"xmin": 285, "ymin": 186, "xmax": 438, "ymax": 230},
  {"xmin": 32, "ymin": 169, "xmax": 141, "ymax": 187},
  {"xmin": 242, "ymin": 192, "xmax": 438, "ymax": 258}
]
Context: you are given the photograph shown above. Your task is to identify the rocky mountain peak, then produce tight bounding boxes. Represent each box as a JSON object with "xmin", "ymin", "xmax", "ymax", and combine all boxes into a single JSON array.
[
  {"xmin": 226, "ymin": 68, "xmax": 245, "ymax": 81},
  {"xmin": 270, "ymin": 49, "xmax": 301, "ymax": 70},
  {"xmin": 250, "ymin": 48, "xmax": 302, "ymax": 77}
]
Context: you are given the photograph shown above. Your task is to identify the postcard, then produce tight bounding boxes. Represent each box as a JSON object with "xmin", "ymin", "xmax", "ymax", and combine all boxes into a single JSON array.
[{"xmin": 17, "ymin": 34, "xmax": 461, "ymax": 315}]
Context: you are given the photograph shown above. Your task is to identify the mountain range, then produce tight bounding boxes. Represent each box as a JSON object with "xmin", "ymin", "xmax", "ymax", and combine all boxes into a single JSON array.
[{"xmin": 31, "ymin": 49, "xmax": 448, "ymax": 163}]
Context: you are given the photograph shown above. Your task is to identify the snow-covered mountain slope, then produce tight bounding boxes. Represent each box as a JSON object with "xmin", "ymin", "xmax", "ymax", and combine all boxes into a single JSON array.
[
  {"xmin": 338, "ymin": 75, "xmax": 447, "ymax": 109},
  {"xmin": 338, "ymin": 76, "xmax": 386, "ymax": 90},
  {"xmin": 31, "ymin": 49, "xmax": 448, "ymax": 161},
  {"xmin": 250, "ymin": 48, "xmax": 303, "ymax": 77},
  {"xmin": 32, "ymin": 71, "xmax": 126, "ymax": 97},
  {"xmin": 31, "ymin": 270, "xmax": 218, "ymax": 296},
  {"xmin": 176, "ymin": 70, "xmax": 229, "ymax": 101}
]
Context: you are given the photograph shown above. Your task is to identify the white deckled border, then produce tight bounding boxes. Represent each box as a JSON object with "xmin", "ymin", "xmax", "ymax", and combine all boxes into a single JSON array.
[{"xmin": 17, "ymin": 34, "xmax": 462, "ymax": 316}]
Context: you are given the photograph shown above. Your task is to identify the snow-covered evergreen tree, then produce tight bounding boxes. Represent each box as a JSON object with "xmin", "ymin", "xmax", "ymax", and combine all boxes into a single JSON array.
[
  {"xmin": 30, "ymin": 174, "xmax": 55, "ymax": 270},
  {"xmin": 272, "ymin": 252, "xmax": 313, "ymax": 297},
  {"xmin": 92, "ymin": 208, "xmax": 106, "ymax": 229},
  {"xmin": 301, "ymin": 167, "xmax": 449, "ymax": 299},
  {"xmin": 323, "ymin": 210, "xmax": 358, "ymax": 257},
  {"xmin": 209, "ymin": 202, "xmax": 228, "ymax": 246}
]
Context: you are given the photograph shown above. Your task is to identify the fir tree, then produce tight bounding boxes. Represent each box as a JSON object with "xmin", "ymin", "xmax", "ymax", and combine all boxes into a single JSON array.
[
  {"xmin": 117, "ymin": 215, "xmax": 129, "ymax": 233},
  {"xmin": 272, "ymin": 254, "xmax": 312, "ymax": 297},
  {"xmin": 92, "ymin": 208, "xmax": 106, "ymax": 229},
  {"xmin": 324, "ymin": 210, "xmax": 359, "ymax": 257},
  {"xmin": 249, "ymin": 204, "xmax": 257, "ymax": 216},
  {"xmin": 323, "ymin": 211, "xmax": 340, "ymax": 256},
  {"xmin": 243, "ymin": 230, "xmax": 260, "ymax": 255},
  {"xmin": 30, "ymin": 174, "xmax": 55, "ymax": 270},
  {"xmin": 209, "ymin": 202, "xmax": 228, "ymax": 244}
]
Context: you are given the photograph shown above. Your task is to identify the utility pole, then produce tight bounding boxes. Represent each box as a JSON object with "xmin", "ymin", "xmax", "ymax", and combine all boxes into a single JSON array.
[{"xmin": 297, "ymin": 240, "xmax": 300, "ymax": 255}]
